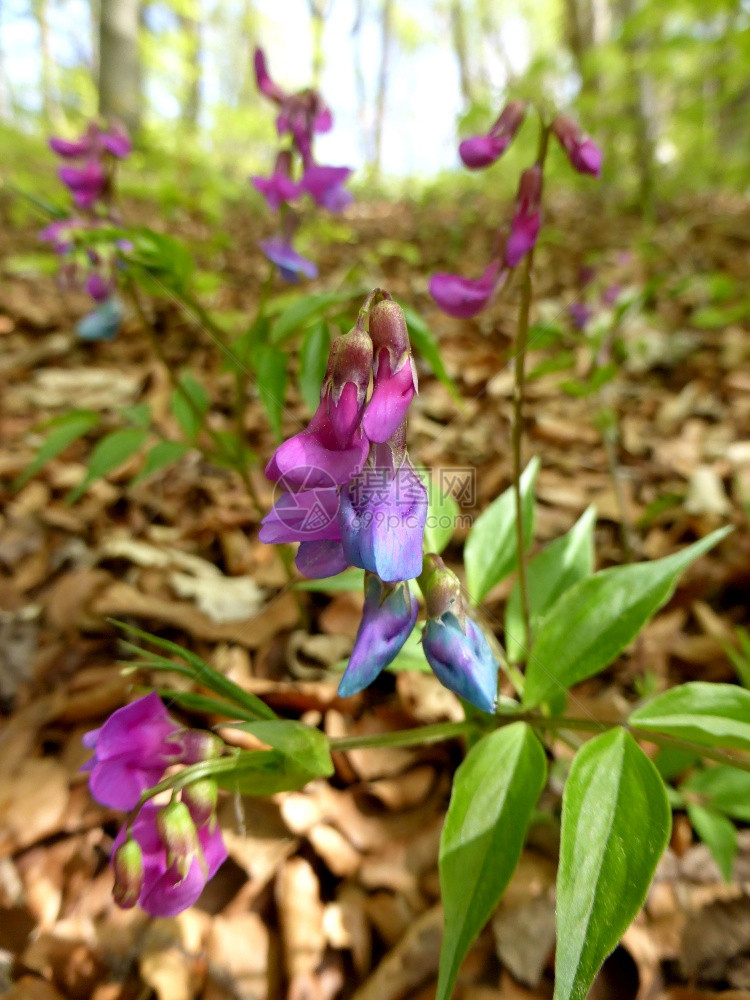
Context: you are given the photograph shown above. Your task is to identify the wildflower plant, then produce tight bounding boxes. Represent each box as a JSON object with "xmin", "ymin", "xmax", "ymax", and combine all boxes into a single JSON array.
[{"xmin": 20, "ymin": 76, "xmax": 750, "ymax": 1000}]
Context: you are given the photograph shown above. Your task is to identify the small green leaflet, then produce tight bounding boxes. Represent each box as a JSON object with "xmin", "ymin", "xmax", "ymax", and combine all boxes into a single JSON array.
[
  {"xmin": 630, "ymin": 681, "xmax": 750, "ymax": 755},
  {"xmin": 523, "ymin": 527, "xmax": 731, "ymax": 707},
  {"xmin": 298, "ymin": 320, "xmax": 330, "ymax": 412},
  {"xmin": 67, "ymin": 427, "xmax": 149, "ymax": 503},
  {"xmin": 437, "ymin": 723, "xmax": 547, "ymax": 1000},
  {"xmin": 14, "ymin": 410, "xmax": 100, "ymax": 489},
  {"xmin": 555, "ymin": 729, "xmax": 671, "ymax": 1000},
  {"xmin": 686, "ymin": 803, "xmax": 737, "ymax": 882},
  {"xmin": 250, "ymin": 343, "xmax": 288, "ymax": 441},
  {"xmin": 171, "ymin": 370, "xmax": 209, "ymax": 443}
]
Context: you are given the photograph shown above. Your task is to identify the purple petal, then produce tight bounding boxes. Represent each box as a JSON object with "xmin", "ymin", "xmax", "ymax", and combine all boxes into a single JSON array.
[
  {"xmin": 254, "ymin": 47, "xmax": 286, "ymax": 103},
  {"xmin": 252, "ymin": 172, "xmax": 300, "ymax": 212},
  {"xmin": 362, "ymin": 359, "xmax": 416, "ymax": 444},
  {"xmin": 423, "ymin": 613, "xmax": 498, "ymax": 713},
  {"xmin": 314, "ymin": 106, "xmax": 333, "ymax": 134},
  {"xmin": 50, "ymin": 136, "xmax": 92, "ymax": 158},
  {"xmin": 85, "ymin": 272, "xmax": 113, "ymax": 302},
  {"xmin": 59, "ymin": 161, "xmax": 107, "ymax": 208},
  {"xmin": 101, "ymin": 127, "xmax": 132, "ymax": 158},
  {"xmin": 260, "ymin": 238, "xmax": 318, "ymax": 282},
  {"xmin": 89, "ymin": 758, "xmax": 166, "ymax": 810},
  {"xmin": 572, "ymin": 138, "xmax": 603, "ymax": 177},
  {"xmin": 295, "ymin": 540, "xmax": 349, "ymax": 578},
  {"xmin": 458, "ymin": 134, "xmax": 509, "ymax": 169},
  {"xmin": 265, "ymin": 402, "xmax": 369, "ymax": 488},
  {"xmin": 300, "ymin": 165, "xmax": 353, "ymax": 212},
  {"xmin": 259, "ymin": 488, "xmax": 342, "ymax": 543},
  {"xmin": 93, "ymin": 693, "xmax": 177, "ymax": 761},
  {"xmin": 328, "ymin": 382, "xmax": 363, "ymax": 447},
  {"xmin": 505, "ymin": 211, "xmax": 541, "ymax": 268},
  {"xmin": 428, "ymin": 261, "xmax": 502, "ymax": 318}
]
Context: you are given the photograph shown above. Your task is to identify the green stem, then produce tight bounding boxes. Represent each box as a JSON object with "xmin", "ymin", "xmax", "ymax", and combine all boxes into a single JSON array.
[{"xmin": 329, "ymin": 720, "xmax": 478, "ymax": 752}]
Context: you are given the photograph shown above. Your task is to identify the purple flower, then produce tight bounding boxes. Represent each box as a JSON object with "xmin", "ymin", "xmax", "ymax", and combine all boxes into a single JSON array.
[
  {"xmin": 299, "ymin": 164, "xmax": 353, "ymax": 212},
  {"xmin": 422, "ymin": 612, "xmax": 498, "ymax": 713},
  {"xmin": 458, "ymin": 101, "xmax": 526, "ymax": 170},
  {"xmin": 39, "ymin": 218, "xmax": 79, "ymax": 255},
  {"xmin": 429, "ymin": 260, "xmax": 504, "ymax": 318},
  {"xmin": 252, "ymin": 151, "xmax": 300, "ymax": 211},
  {"xmin": 602, "ymin": 284, "xmax": 621, "ymax": 306},
  {"xmin": 82, "ymin": 693, "xmax": 181, "ymax": 809},
  {"xmin": 50, "ymin": 122, "xmax": 131, "ymax": 161},
  {"xmin": 265, "ymin": 395, "xmax": 369, "ymax": 488},
  {"xmin": 552, "ymin": 115, "xmax": 603, "ymax": 178},
  {"xmin": 259, "ymin": 486, "xmax": 341, "ymax": 544},
  {"xmin": 85, "ymin": 272, "xmax": 113, "ymax": 302},
  {"xmin": 254, "ymin": 47, "xmax": 287, "ymax": 103},
  {"xmin": 505, "ymin": 165, "xmax": 542, "ymax": 268},
  {"xmin": 295, "ymin": 539, "xmax": 349, "ymax": 578},
  {"xmin": 59, "ymin": 161, "xmax": 107, "ymax": 209},
  {"xmin": 338, "ymin": 576, "xmax": 418, "ymax": 697},
  {"xmin": 569, "ymin": 301, "xmax": 593, "ymax": 330},
  {"xmin": 339, "ymin": 444, "xmax": 427, "ymax": 583},
  {"xmin": 260, "ymin": 236, "xmax": 318, "ymax": 283},
  {"xmin": 111, "ymin": 802, "xmax": 227, "ymax": 918},
  {"xmin": 361, "ymin": 299, "xmax": 417, "ymax": 443},
  {"xmin": 100, "ymin": 124, "xmax": 132, "ymax": 159}
]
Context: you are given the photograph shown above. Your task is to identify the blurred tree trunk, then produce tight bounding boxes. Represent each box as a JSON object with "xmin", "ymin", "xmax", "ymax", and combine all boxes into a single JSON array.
[
  {"xmin": 373, "ymin": 0, "xmax": 394, "ymax": 175},
  {"xmin": 351, "ymin": 0, "xmax": 372, "ymax": 162},
  {"xmin": 179, "ymin": 1, "xmax": 201, "ymax": 131},
  {"xmin": 561, "ymin": 0, "xmax": 600, "ymax": 92},
  {"xmin": 90, "ymin": 0, "xmax": 101, "ymax": 92},
  {"xmin": 31, "ymin": 0, "xmax": 59, "ymax": 123},
  {"xmin": 98, "ymin": 0, "xmax": 142, "ymax": 135},
  {"xmin": 615, "ymin": 0, "xmax": 657, "ymax": 216},
  {"xmin": 450, "ymin": 0, "xmax": 473, "ymax": 105},
  {"xmin": 308, "ymin": 0, "xmax": 331, "ymax": 88}
]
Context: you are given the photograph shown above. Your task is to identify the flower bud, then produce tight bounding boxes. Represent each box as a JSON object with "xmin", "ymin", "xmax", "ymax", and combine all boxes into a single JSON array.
[
  {"xmin": 505, "ymin": 165, "xmax": 543, "ymax": 268},
  {"xmin": 157, "ymin": 801, "xmax": 200, "ymax": 879},
  {"xmin": 362, "ymin": 300, "xmax": 417, "ymax": 444},
  {"xmin": 112, "ymin": 837, "xmax": 144, "ymax": 909},
  {"xmin": 338, "ymin": 575, "xmax": 419, "ymax": 697},
  {"xmin": 422, "ymin": 613, "xmax": 498, "ymax": 714},
  {"xmin": 551, "ymin": 115, "xmax": 602, "ymax": 178},
  {"xmin": 459, "ymin": 100, "xmax": 526, "ymax": 169},
  {"xmin": 174, "ymin": 729, "xmax": 224, "ymax": 765},
  {"xmin": 181, "ymin": 779, "xmax": 219, "ymax": 829},
  {"xmin": 325, "ymin": 327, "xmax": 373, "ymax": 446},
  {"xmin": 421, "ymin": 555, "xmax": 464, "ymax": 622}
]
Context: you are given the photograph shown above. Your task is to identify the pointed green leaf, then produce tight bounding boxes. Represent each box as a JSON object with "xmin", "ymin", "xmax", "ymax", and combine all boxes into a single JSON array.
[
  {"xmin": 171, "ymin": 370, "xmax": 209, "ymax": 443},
  {"xmin": 681, "ymin": 765, "xmax": 750, "ymax": 823},
  {"xmin": 14, "ymin": 410, "xmax": 100, "ymax": 489},
  {"xmin": 630, "ymin": 682, "xmax": 750, "ymax": 754},
  {"xmin": 132, "ymin": 440, "xmax": 189, "ymax": 484},
  {"xmin": 505, "ymin": 506, "xmax": 595, "ymax": 662},
  {"xmin": 67, "ymin": 427, "xmax": 149, "ymax": 502},
  {"xmin": 298, "ymin": 320, "xmax": 330, "ymax": 412},
  {"xmin": 686, "ymin": 803, "xmax": 737, "ymax": 882},
  {"xmin": 235, "ymin": 719, "xmax": 333, "ymax": 780},
  {"xmin": 437, "ymin": 723, "xmax": 547, "ymax": 1000},
  {"xmin": 251, "ymin": 343, "xmax": 287, "ymax": 441},
  {"xmin": 524, "ymin": 528, "xmax": 731, "ymax": 707},
  {"xmin": 270, "ymin": 291, "xmax": 359, "ymax": 344},
  {"xmin": 555, "ymin": 729, "xmax": 671, "ymax": 1000},
  {"xmin": 464, "ymin": 457, "xmax": 539, "ymax": 604}
]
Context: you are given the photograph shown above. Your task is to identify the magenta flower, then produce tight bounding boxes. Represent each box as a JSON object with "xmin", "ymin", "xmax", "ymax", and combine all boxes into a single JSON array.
[
  {"xmin": 362, "ymin": 299, "xmax": 417, "ymax": 442},
  {"xmin": 339, "ymin": 444, "xmax": 427, "ymax": 583},
  {"xmin": 338, "ymin": 576, "xmax": 418, "ymax": 697},
  {"xmin": 39, "ymin": 218, "xmax": 79, "ymax": 254},
  {"xmin": 299, "ymin": 164, "xmax": 353, "ymax": 212},
  {"xmin": 259, "ymin": 486, "xmax": 342, "ymax": 544},
  {"xmin": 459, "ymin": 100, "xmax": 526, "ymax": 170},
  {"xmin": 265, "ymin": 394, "xmax": 369, "ymax": 488},
  {"xmin": 50, "ymin": 122, "xmax": 131, "ymax": 161},
  {"xmin": 82, "ymin": 693, "xmax": 181, "ymax": 810},
  {"xmin": 111, "ymin": 803, "xmax": 227, "ymax": 918},
  {"xmin": 569, "ymin": 301, "xmax": 593, "ymax": 330},
  {"xmin": 85, "ymin": 272, "xmax": 113, "ymax": 302},
  {"xmin": 253, "ymin": 47, "xmax": 286, "ymax": 103},
  {"xmin": 260, "ymin": 236, "xmax": 318, "ymax": 283},
  {"xmin": 252, "ymin": 151, "xmax": 300, "ymax": 211},
  {"xmin": 59, "ymin": 161, "xmax": 107, "ymax": 209},
  {"xmin": 552, "ymin": 115, "xmax": 603, "ymax": 178},
  {"xmin": 429, "ymin": 260, "xmax": 504, "ymax": 318},
  {"xmin": 505, "ymin": 165, "xmax": 543, "ymax": 268}
]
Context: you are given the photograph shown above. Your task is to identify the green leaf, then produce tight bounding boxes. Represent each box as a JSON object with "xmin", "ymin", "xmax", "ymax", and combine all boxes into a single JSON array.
[
  {"xmin": 170, "ymin": 371, "xmax": 209, "ymax": 443},
  {"xmin": 214, "ymin": 748, "xmax": 326, "ymax": 796},
  {"xmin": 67, "ymin": 427, "xmax": 149, "ymax": 502},
  {"xmin": 680, "ymin": 765, "xmax": 750, "ymax": 823},
  {"xmin": 251, "ymin": 344, "xmax": 288, "ymax": 442},
  {"xmin": 420, "ymin": 470, "xmax": 460, "ymax": 555},
  {"xmin": 132, "ymin": 440, "xmax": 190, "ymax": 484},
  {"xmin": 523, "ymin": 528, "xmax": 731, "ymax": 708},
  {"xmin": 401, "ymin": 304, "xmax": 459, "ymax": 399},
  {"xmin": 270, "ymin": 291, "xmax": 358, "ymax": 344},
  {"xmin": 14, "ymin": 410, "xmax": 100, "ymax": 489},
  {"xmin": 686, "ymin": 803, "xmax": 737, "ymax": 882},
  {"xmin": 124, "ymin": 227, "xmax": 195, "ymax": 294},
  {"xmin": 555, "ymin": 729, "xmax": 671, "ymax": 1000},
  {"xmin": 505, "ymin": 506, "xmax": 595, "ymax": 663},
  {"xmin": 113, "ymin": 620, "xmax": 277, "ymax": 720},
  {"xmin": 630, "ymin": 682, "xmax": 750, "ymax": 755},
  {"xmin": 234, "ymin": 720, "xmax": 333, "ymax": 783},
  {"xmin": 464, "ymin": 458, "xmax": 540, "ymax": 604},
  {"xmin": 298, "ymin": 320, "xmax": 331, "ymax": 412},
  {"xmin": 226, "ymin": 315, "xmax": 269, "ymax": 371},
  {"xmin": 437, "ymin": 723, "xmax": 547, "ymax": 1000}
]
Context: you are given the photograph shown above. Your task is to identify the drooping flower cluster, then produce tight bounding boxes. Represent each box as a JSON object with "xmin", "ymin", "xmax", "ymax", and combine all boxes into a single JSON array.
[
  {"xmin": 83, "ymin": 692, "xmax": 227, "ymax": 917},
  {"xmin": 42, "ymin": 121, "xmax": 132, "ymax": 339},
  {"xmin": 429, "ymin": 104, "xmax": 602, "ymax": 319},
  {"xmin": 252, "ymin": 47, "xmax": 353, "ymax": 282},
  {"xmin": 259, "ymin": 290, "xmax": 499, "ymax": 713}
]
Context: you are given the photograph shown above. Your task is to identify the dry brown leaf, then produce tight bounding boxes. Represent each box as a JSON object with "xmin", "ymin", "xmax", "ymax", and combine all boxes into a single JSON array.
[
  {"xmin": 0, "ymin": 758, "xmax": 69, "ymax": 854},
  {"xmin": 276, "ymin": 857, "xmax": 326, "ymax": 979},
  {"xmin": 350, "ymin": 904, "xmax": 443, "ymax": 1000},
  {"xmin": 207, "ymin": 913, "xmax": 270, "ymax": 1000}
]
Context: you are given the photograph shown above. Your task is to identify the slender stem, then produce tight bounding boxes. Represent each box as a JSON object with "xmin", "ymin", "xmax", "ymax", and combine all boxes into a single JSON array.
[
  {"xmin": 600, "ymin": 423, "xmax": 637, "ymax": 563},
  {"xmin": 329, "ymin": 720, "xmax": 478, "ymax": 752},
  {"xmin": 511, "ymin": 120, "xmax": 551, "ymax": 653}
]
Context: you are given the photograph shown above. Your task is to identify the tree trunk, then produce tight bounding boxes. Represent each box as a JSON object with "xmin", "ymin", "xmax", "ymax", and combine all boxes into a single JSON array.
[
  {"xmin": 179, "ymin": 1, "xmax": 201, "ymax": 131},
  {"xmin": 373, "ymin": 0, "xmax": 394, "ymax": 175},
  {"xmin": 32, "ymin": 0, "xmax": 58, "ymax": 123},
  {"xmin": 616, "ymin": 0, "xmax": 657, "ymax": 215},
  {"xmin": 351, "ymin": 0, "xmax": 372, "ymax": 163},
  {"xmin": 98, "ymin": 0, "xmax": 142, "ymax": 136},
  {"xmin": 308, "ymin": 0, "xmax": 330, "ymax": 89},
  {"xmin": 449, "ymin": 0, "xmax": 473, "ymax": 105}
]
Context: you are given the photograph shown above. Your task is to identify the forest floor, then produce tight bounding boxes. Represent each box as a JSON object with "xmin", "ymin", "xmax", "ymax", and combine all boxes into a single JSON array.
[{"xmin": 1, "ymin": 184, "xmax": 750, "ymax": 1000}]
